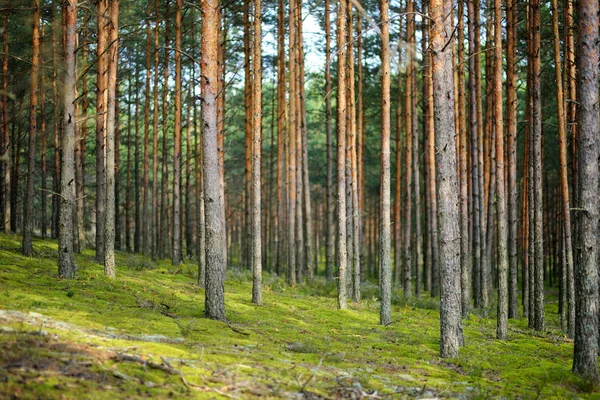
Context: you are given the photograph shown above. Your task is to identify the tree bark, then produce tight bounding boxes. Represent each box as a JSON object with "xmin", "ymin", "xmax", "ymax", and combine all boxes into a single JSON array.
[
  {"xmin": 431, "ymin": 0, "xmax": 462, "ymax": 357},
  {"xmin": 572, "ymin": 0, "xmax": 599, "ymax": 378},
  {"xmin": 251, "ymin": 0, "xmax": 263, "ymax": 305},
  {"xmin": 379, "ymin": 0, "xmax": 392, "ymax": 325},
  {"xmin": 95, "ymin": 0, "xmax": 109, "ymax": 263},
  {"xmin": 276, "ymin": 0, "xmax": 287, "ymax": 278},
  {"xmin": 103, "ymin": 0, "xmax": 119, "ymax": 277},
  {"xmin": 336, "ymin": 0, "xmax": 348, "ymax": 309},
  {"xmin": 493, "ymin": 0, "xmax": 508, "ymax": 340},
  {"xmin": 22, "ymin": 0, "xmax": 41, "ymax": 256},
  {"xmin": 530, "ymin": 0, "xmax": 544, "ymax": 331},
  {"xmin": 172, "ymin": 0, "xmax": 183, "ymax": 266},
  {"xmin": 58, "ymin": 0, "xmax": 77, "ymax": 279},
  {"xmin": 551, "ymin": 0, "xmax": 574, "ymax": 337},
  {"xmin": 202, "ymin": 0, "xmax": 226, "ymax": 321},
  {"xmin": 506, "ymin": 0, "xmax": 518, "ymax": 319}
]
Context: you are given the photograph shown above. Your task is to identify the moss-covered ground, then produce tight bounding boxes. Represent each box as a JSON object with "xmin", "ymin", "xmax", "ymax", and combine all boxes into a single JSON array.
[{"xmin": 0, "ymin": 232, "xmax": 597, "ymax": 399}]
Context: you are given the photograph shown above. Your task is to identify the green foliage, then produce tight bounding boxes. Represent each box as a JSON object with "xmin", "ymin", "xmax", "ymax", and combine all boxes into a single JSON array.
[{"xmin": 0, "ymin": 233, "xmax": 596, "ymax": 399}]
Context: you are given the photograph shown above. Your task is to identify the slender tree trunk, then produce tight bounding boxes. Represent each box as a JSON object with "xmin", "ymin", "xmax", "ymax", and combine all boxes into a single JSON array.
[
  {"xmin": 402, "ymin": 0, "xmax": 414, "ymax": 298},
  {"xmin": 125, "ymin": 77, "xmax": 132, "ymax": 252},
  {"xmin": 58, "ymin": 0, "xmax": 77, "ymax": 279},
  {"xmin": 531, "ymin": 0, "xmax": 544, "ymax": 331},
  {"xmin": 431, "ymin": 0, "xmax": 462, "ymax": 357},
  {"xmin": 77, "ymin": 23, "xmax": 88, "ymax": 251},
  {"xmin": 457, "ymin": 0, "xmax": 469, "ymax": 316},
  {"xmin": 506, "ymin": 0, "xmax": 518, "ymax": 319},
  {"xmin": 95, "ymin": 0, "xmax": 109, "ymax": 263},
  {"xmin": 244, "ymin": 0, "xmax": 252, "ymax": 270},
  {"xmin": 0, "ymin": 14, "xmax": 9, "ymax": 234},
  {"xmin": 160, "ymin": 1, "xmax": 171, "ymax": 259},
  {"xmin": 572, "ymin": 0, "xmax": 599, "ymax": 377},
  {"xmin": 22, "ymin": 0, "xmax": 41, "ymax": 256},
  {"xmin": 202, "ymin": 0, "xmax": 226, "ymax": 321},
  {"xmin": 172, "ymin": 0, "xmax": 183, "ymax": 266},
  {"xmin": 411, "ymin": 0, "xmax": 422, "ymax": 300},
  {"xmin": 336, "ymin": 0, "xmax": 348, "ymax": 309},
  {"xmin": 276, "ymin": 0, "xmax": 287, "ymax": 278},
  {"xmin": 493, "ymin": 0, "xmax": 508, "ymax": 340},
  {"xmin": 287, "ymin": 0, "xmax": 297, "ymax": 286},
  {"xmin": 114, "ymin": 86, "xmax": 120, "ymax": 250},
  {"xmin": 151, "ymin": 0, "xmax": 160, "ymax": 257},
  {"xmin": 103, "ymin": 0, "xmax": 119, "ymax": 276},
  {"xmin": 40, "ymin": 22, "xmax": 47, "ymax": 240},
  {"xmin": 552, "ymin": 0, "xmax": 575, "ymax": 337},
  {"xmin": 251, "ymin": 0, "xmax": 263, "ymax": 305},
  {"xmin": 379, "ymin": 0, "xmax": 392, "ymax": 325},
  {"xmin": 324, "ymin": 0, "xmax": 334, "ymax": 283},
  {"xmin": 141, "ymin": 11, "xmax": 151, "ymax": 256},
  {"xmin": 134, "ymin": 70, "xmax": 141, "ymax": 254}
]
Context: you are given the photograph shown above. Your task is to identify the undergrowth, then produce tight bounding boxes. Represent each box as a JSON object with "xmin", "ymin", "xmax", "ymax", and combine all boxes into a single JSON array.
[{"xmin": 0, "ymin": 233, "xmax": 595, "ymax": 399}]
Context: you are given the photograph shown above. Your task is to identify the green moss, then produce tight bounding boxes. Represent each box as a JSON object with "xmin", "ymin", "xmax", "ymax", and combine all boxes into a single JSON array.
[{"xmin": 0, "ymin": 232, "xmax": 597, "ymax": 398}]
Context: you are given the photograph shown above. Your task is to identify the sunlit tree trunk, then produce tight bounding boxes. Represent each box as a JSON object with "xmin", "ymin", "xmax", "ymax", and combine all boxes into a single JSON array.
[
  {"xmin": 336, "ymin": 0, "xmax": 348, "ymax": 309},
  {"xmin": 76, "ymin": 21, "xmax": 88, "ymax": 251},
  {"xmin": 276, "ymin": 0, "xmax": 287, "ymax": 277},
  {"xmin": 95, "ymin": 0, "xmax": 109, "ymax": 263},
  {"xmin": 160, "ymin": 1, "xmax": 171, "ymax": 259},
  {"xmin": 379, "ymin": 0, "xmax": 392, "ymax": 325},
  {"xmin": 251, "ymin": 0, "xmax": 263, "ymax": 305},
  {"xmin": 403, "ymin": 0, "xmax": 414, "ymax": 297},
  {"xmin": 58, "ymin": 0, "xmax": 77, "ymax": 278},
  {"xmin": 151, "ymin": 0, "xmax": 159, "ymax": 257},
  {"xmin": 22, "ymin": 0, "xmax": 41, "ymax": 256},
  {"xmin": 324, "ymin": 0, "xmax": 334, "ymax": 282},
  {"xmin": 172, "ymin": 0, "xmax": 183, "ymax": 266},
  {"xmin": 493, "ymin": 0, "xmax": 508, "ymax": 340},
  {"xmin": 287, "ymin": 0, "xmax": 297, "ymax": 286},
  {"xmin": 431, "ymin": 0, "xmax": 462, "ymax": 357},
  {"xmin": 202, "ymin": 0, "xmax": 226, "ymax": 321},
  {"xmin": 103, "ymin": 0, "xmax": 119, "ymax": 276}
]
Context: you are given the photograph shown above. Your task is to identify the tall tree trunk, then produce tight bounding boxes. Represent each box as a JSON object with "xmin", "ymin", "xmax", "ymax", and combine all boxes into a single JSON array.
[
  {"xmin": 457, "ymin": 0, "xmax": 469, "ymax": 316},
  {"xmin": 379, "ymin": 0, "xmax": 392, "ymax": 325},
  {"xmin": 410, "ymin": 0, "xmax": 422, "ymax": 300},
  {"xmin": 160, "ymin": 1, "xmax": 171, "ymax": 259},
  {"xmin": 251, "ymin": 0, "xmax": 263, "ymax": 305},
  {"xmin": 151, "ymin": 0, "xmax": 160, "ymax": 257},
  {"xmin": 103, "ymin": 0, "xmax": 119, "ymax": 276},
  {"xmin": 287, "ymin": 0, "xmax": 297, "ymax": 286},
  {"xmin": 141, "ymin": 9, "xmax": 151, "ymax": 256},
  {"xmin": 40, "ymin": 21, "xmax": 47, "ymax": 240},
  {"xmin": 336, "ymin": 0, "xmax": 348, "ymax": 309},
  {"xmin": 431, "ymin": 0, "xmax": 462, "ymax": 358},
  {"xmin": 201, "ymin": 0, "xmax": 226, "ymax": 321},
  {"xmin": 493, "ymin": 0, "xmax": 508, "ymax": 340},
  {"xmin": 530, "ymin": 0, "xmax": 544, "ymax": 331},
  {"xmin": 95, "ymin": 0, "xmax": 109, "ymax": 263},
  {"xmin": 244, "ymin": 0, "xmax": 252, "ymax": 270},
  {"xmin": 572, "ymin": 0, "xmax": 599, "ymax": 377},
  {"xmin": 125, "ymin": 77, "xmax": 132, "ymax": 252},
  {"xmin": 551, "ymin": 0, "xmax": 575, "ymax": 337},
  {"xmin": 22, "ymin": 0, "xmax": 41, "ymax": 256},
  {"xmin": 506, "ymin": 0, "xmax": 518, "ymax": 319},
  {"xmin": 114, "ymin": 85, "xmax": 120, "ymax": 250},
  {"xmin": 58, "ymin": 0, "xmax": 77, "ymax": 279},
  {"xmin": 403, "ymin": 0, "xmax": 414, "ymax": 297},
  {"xmin": 0, "ymin": 14, "xmax": 9, "ymax": 234},
  {"xmin": 276, "ymin": 0, "xmax": 287, "ymax": 278},
  {"xmin": 172, "ymin": 0, "xmax": 183, "ymax": 266},
  {"xmin": 76, "ymin": 22, "xmax": 88, "ymax": 251}
]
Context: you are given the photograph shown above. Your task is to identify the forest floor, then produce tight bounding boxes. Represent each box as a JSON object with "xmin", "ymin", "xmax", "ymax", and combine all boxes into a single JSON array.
[{"xmin": 0, "ymin": 233, "xmax": 596, "ymax": 399}]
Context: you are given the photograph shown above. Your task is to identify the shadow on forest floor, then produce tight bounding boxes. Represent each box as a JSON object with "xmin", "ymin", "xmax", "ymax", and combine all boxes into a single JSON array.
[{"xmin": 0, "ymin": 233, "xmax": 596, "ymax": 399}]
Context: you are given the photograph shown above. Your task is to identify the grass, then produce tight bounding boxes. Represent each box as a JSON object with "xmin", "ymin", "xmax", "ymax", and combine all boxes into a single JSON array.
[{"xmin": 0, "ymin": 232, "xmax": 596, "ymax": 399}]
